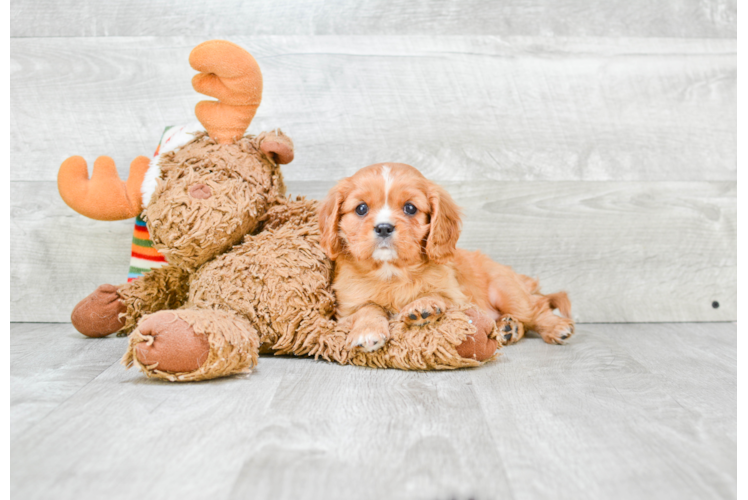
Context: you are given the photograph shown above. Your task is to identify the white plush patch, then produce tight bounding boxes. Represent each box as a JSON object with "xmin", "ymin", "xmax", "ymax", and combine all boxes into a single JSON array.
[
  {"xmin": 372, "ymin": 247, "xmax": 397, "ymax": 262},
  {"xmin": 141, "ymin": 122, "xmax": 205, "ymax": 206},
  {"xmin": 141, "ymin": 161, "xmax": 162, "ymax": 208}
]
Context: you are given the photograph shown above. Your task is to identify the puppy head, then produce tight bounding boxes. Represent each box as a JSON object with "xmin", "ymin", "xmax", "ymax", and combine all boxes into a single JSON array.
[{"xmin": 318, "ymin": 163, "xmax": 461, "ymax": 265}]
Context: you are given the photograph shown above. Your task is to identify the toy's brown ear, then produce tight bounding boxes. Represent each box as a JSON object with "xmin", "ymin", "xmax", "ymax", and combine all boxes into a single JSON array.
[
  {"xmin": 260, "ymin": 130, "xmax": 294, "ymax": 164},
  {"xmin": 425, "ymin": 182, "xmax": 462, "ymax": 263},
  {"xmin": 190, "ymin": 40, "xmax": 263, "ymax": 144},
  {"xmin": 318, "ymin": 182, "xmax": 346, "ymax": 260}
]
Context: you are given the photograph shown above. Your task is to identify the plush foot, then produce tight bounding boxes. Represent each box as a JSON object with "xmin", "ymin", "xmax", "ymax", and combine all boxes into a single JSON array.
[
  {"xmin": 539, "ymin": 317, "xmax": 575, "ymax": 345},
  {"xmin": 455, "ymin": 308, "xmax": 499, "ymax": 361},
  {"xmin": 400, "ymin": 297, "xmax": 447, "ymax": 327},
  {"xmin": 133, "ymin": 311, "xmax": 210, "ymax": 373},
  {"xmin": 497, "ymin": 314, "xmax": 524, "ymax": 345},
  {"xmin": 71, "ymin": 284, "xmax": 126, "ymax": 338}
]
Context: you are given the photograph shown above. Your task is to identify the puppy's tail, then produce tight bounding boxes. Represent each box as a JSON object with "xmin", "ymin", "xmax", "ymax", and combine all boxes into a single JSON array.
[{"xmin": 546, "ymin": 291, "xmax": 572, "ymax": 319}]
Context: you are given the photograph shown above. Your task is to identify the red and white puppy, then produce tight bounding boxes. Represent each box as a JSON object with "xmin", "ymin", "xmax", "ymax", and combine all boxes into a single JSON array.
[{"xmin": 318, "ymin": 163, "xmax": 574, "ymax": 352}]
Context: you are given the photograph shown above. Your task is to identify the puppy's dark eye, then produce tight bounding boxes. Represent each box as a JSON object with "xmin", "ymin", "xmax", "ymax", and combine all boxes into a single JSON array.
[
  {"xmin": 355, "ymin": 203, "xmax": 368, "ymax": 216},
  {"xmin": 403, "ymin": 203, "xmax": 417, "ymax": 215}
]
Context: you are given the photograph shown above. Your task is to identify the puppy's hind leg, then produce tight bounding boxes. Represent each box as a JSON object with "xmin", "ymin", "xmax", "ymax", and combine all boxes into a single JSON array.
[
  {"xmin": 485, "ymin": 267, "xmax": 535, "ymax": 345},
  {"xmin": 532, "ymin": 294, "xmax": 575, "ymax": 345},
  {"xmin": 544, "ymin": 291, "xmax": 572, "ymax": 319}
]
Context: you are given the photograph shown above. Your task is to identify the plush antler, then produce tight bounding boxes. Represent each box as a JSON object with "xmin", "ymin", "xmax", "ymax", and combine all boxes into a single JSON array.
[
  {"xmin": 58, "ymin": 41, "xmax": 262, "ymax": 219},
  {"xmin": 58, "ymin": 155, "xmax": 150, "ymax": 221},
  {"xmin": 190, "ymin": 40, "xmax": 263, "ymax": 144}
]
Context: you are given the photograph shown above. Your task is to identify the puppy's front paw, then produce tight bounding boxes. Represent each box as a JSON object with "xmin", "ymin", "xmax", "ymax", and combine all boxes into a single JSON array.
[
  {"xmin": 350, "ymin": 331, "xmax": 389, "ymax": 352},
  {"xmin": 400, "ymin": 297, "xmax": 447, "ymax": 327},
  {"xmin": 348, "ymin": 316, "xmax": 390, "ymax": 353},
  {"xmin": 497, "ymin": 314, "xmax": 524, "ymax": 345}
]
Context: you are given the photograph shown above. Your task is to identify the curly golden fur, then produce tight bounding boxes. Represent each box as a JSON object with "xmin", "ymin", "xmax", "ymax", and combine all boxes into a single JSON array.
[{"xmin": 319, "ymin": 163, "xmax": 575, "ymax": 348}]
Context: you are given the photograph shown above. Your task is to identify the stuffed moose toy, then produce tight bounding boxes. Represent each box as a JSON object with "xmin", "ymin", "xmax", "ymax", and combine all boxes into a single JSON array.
[{"xmin": 57, "ymin": 40, "xmax": 500, "ymax": 381}]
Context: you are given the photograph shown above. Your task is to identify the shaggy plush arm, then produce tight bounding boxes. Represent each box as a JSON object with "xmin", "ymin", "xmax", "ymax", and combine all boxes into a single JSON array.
[{"xmin": 117, "ymin": 265, "xmax": 191, "ymax": 336}]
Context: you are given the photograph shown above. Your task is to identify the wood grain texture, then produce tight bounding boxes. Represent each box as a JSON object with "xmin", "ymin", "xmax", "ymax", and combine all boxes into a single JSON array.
[
  {"xmin": 10, "ymin": 322, "xmax": 736, "ymax": 500},
  {"xmin": 10, "ymin": 180, "xmax": 736, "ymax": 323},
  {"xmin": 10, "ymin": 323, "xmax": 129, "ymax": 441},
  {"xmin": 737, "ymin": 322, "xmax": 748, "ymax": 500},
  {"xmin": 10, "ymin": 36, "xmax": 736, "ymax": 183},
  {"xmin": 11, "ymin": 181, "xmax": 134, "ymax": 323},
  {"xmin": 469, "ymin": 322, "xmax": 736, "ymax": 500},
  {"xmin": 735, "ymin": 191, "xmax": 748, "ymax": 321},
  {"xmin": 10, "ymin": 0, "xmax": 737, "ymax": 38}
]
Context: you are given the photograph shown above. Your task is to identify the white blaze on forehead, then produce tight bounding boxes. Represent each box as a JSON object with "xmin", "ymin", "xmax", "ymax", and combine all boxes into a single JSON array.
[
  {"xmin": 372, "ymin": 165, "xmax": 399, "ymax": 264},
  {"xmin": 375, "ymin": 165, "xmax": 395, "ymax": 225},
  {"xmin": 381, "ymin": 165, "xmax": 394, "ymax": 197},
  {"xmin": 375, "ymin": 206, "xmax": 393, "ymax": 225}
]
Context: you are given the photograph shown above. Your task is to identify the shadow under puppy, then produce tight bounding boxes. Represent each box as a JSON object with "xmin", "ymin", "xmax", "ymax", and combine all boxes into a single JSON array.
[{"xmin": 318, "ymin": 163, "xmax": 574, "ymax": 352}]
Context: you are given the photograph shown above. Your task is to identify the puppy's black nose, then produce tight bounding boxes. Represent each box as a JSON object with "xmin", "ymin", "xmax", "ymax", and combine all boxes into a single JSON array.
[{"xmin": 375, "ymin": 223, "xmax": 395, "ymax": 238}]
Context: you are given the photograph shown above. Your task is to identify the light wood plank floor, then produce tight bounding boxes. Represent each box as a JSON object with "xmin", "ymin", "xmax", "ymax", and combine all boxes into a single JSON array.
[{"xmin": 11, "ymin": 322, "xmax": 736, "ymax": 500}]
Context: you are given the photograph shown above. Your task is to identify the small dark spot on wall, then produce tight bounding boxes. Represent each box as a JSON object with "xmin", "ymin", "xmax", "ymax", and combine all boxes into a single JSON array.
[{"xmin": 712, "ymin": 301, "xmax": 719, "ymax": 309}]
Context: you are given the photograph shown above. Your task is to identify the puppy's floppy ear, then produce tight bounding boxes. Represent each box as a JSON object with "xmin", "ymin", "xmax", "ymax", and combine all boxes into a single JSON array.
[
  {"xmin": 318, "ymin": 183, "xmax": 346, "ymax": 260},
  {"xmin": 425, "ymin": 183, "xmax": 462, "ymax": 263}
]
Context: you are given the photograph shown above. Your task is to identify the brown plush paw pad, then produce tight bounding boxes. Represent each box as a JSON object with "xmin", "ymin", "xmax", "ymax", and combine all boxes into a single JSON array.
[
  {"xmin": 134, "ymin": 312, "xmax": 210, "ymax": 373},
  {"xmin": 456, "ymin": 308, "xmax": 498, "ymax": 361},
  {"xmin": 71, "ymin": 284, "xmax": 126, "ymax": 338}
]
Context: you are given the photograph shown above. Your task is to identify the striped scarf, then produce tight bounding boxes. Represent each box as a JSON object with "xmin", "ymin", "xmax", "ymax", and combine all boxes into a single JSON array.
[
  {"xmin": 126, "ymin": 126, "xmax": 172, "ymax": 281},
  {"xmin": 127, "ymin": 215, "xmax": 167, "ymax": 281}
]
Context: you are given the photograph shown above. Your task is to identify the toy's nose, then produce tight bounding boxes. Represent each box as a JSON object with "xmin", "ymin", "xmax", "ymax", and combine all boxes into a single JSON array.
[
  {"xmin": 189, "ymin": 184, "xmax": 212, "ymax": 199},
  {"xmin": 375, "ymin": 223, "xmax": 395, "ymax": 238}
]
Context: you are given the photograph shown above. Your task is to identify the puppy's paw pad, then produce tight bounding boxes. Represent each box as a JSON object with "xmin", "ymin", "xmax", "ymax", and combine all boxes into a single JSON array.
[
  {"xmin": 350, "ymin": 332, "xmax": 388, "ymax": 352},
  {"xmin": 497, "ymin": 315, "xmax": 523, "ymax": 345},
  {"xmin": 542, "ymin": 323, "xmax": 575, "ymax": 345},
  {"xmin": 400, "ymin": 299, "xmax": 446, "ymax": 327}
]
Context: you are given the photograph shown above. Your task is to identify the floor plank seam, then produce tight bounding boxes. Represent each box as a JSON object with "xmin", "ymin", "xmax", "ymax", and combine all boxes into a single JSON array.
[{"xmin": 13, "ymin": 356, "xmax": 124, "ymax": 441}]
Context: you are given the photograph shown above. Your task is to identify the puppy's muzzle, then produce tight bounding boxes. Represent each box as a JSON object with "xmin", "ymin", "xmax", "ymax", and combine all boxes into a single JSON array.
[{"xmin": 374, "ymin": 223, "xmax": 395, "ymax": 239}]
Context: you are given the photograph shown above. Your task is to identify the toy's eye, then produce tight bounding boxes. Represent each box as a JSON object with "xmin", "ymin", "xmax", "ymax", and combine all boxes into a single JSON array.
[
  {"xmin": 355, "ymin": 203, "xmax": 368, "ymax": 216},
  {"xmin": 403, "ymin": 203, "xmax": 417, "ymax": 215}
]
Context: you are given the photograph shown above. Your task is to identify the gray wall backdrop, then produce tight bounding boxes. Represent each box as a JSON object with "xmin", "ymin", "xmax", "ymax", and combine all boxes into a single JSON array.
[{"xmin": 10, "ymin": 0, "xmax": 736, "ymax": 323}]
